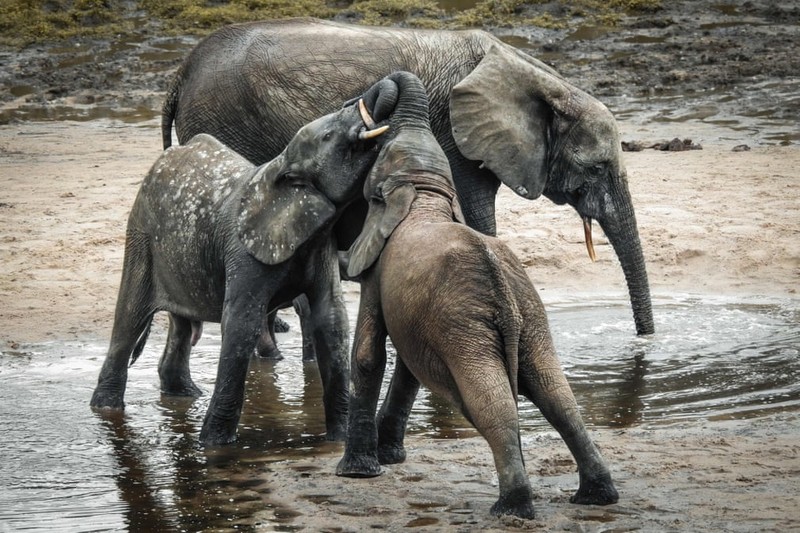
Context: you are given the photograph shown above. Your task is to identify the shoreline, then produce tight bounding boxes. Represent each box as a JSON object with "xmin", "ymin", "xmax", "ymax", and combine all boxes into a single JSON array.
[{"xmin": 1, "ymin": 119, "xmax": 798, "ymax": 345}]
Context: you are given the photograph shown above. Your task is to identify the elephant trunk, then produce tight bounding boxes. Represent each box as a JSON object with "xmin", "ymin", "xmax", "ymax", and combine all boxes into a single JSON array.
[
  {"xmin": 598, "ymin": 185, "xmax": 654, "ymax": 336},
  {"xmin": 386, "ymin": 71, "xmax": 430, "ymax": 131}
]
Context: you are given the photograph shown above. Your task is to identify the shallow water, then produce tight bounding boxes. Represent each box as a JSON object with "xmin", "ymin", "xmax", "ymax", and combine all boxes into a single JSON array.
[{"xmin": 1, "ymin": 294, "xmax": 798, "ymax": 531}]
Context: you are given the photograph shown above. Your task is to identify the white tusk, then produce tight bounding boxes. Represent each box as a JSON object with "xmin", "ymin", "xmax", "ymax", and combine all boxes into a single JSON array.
[
  {"xmin": 358, "ymin": 98, "xmax": 378, "ymax": 129},
  {"xmin": 358, "ymin": 125, "xmax": 389, "ymax": 140},
  {"xmin": 583, "ymin": 216, "xmax": 597, "ymax": 262}
]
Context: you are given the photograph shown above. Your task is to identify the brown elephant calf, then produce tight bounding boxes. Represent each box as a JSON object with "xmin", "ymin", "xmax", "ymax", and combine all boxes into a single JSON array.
[{"xmin": 335, "ymin": 71, "xmax": 618, "ymax": 519}]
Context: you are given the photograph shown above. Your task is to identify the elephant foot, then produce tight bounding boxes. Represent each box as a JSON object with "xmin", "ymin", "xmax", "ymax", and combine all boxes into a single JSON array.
[
  {"xmin": 570, "ymin": 474, "xmax": 619, "ymax": 506},
  {"xmin": 325, "ymin": 422, "xmax": 347, "ymax": 442},
  {"xmin": 256, "ymin": 347, "xmax": 284, "ymax": 360},
  {"xmin": 199, "ymin": 415, "xmax": 238, "ymax": 446},
  {"xmin": 273, "ymin": 316, "xmax": 291, "ymax": 333},
  {"xmin": 255, "ymin": 337, "xmax": 283, "ymax": 360},
  {"xmin": 377, "ymin": 444, "xmax": 406, "ymax": 465},
  {"xmin": 90, "ymin": 388, "xmax": 125, "ymax": 410},
  {"xmin": 160, "ymin": 376, "xmax": 203, "ymax": 398},
  {"xmin": 301, "ymin": 341, "xmax": 316, "ymax": 362},
  {"xmin": 336, "ymin": 452, "xmax": 383, "ymax": 478},
  {"xmin": 490, "ymin": 487, "xmax": 536, "ymax": 520}
]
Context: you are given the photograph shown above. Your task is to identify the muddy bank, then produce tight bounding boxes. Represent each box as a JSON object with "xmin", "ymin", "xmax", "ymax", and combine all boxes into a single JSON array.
[{"xmin": 2, "ymin": 1, "xmax": 799, "ymax": 136}]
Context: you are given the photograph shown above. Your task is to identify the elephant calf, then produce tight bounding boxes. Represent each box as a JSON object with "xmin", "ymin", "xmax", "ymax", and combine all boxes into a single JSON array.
[
  {"xmin": 336, "ymin": 72, "xmax": 618, "ymax": 519},
  {"xmin": 90, "ymin": 83, "xmax": 396, "ymax": 445}
]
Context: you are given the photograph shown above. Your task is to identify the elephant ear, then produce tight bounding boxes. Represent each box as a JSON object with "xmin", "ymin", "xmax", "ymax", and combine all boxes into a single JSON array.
[
  {"xmin": 238, "ymin": 164, "xmax": 337, "ymax": 265},
  {"xmin": 450, "ymin": 44, "xmax": 565, "ymax": 200},
  {"xmin": 346, "ymin": 182, "xmax": 416, "ymax": 278}
]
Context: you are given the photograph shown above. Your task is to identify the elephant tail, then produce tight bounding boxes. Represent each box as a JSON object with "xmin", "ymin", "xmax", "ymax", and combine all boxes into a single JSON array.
[
  {"xmin": 161, "ymin": 69, "xmax": 183, "ymax": 149},
  {"xmin": 129, "ymin": 316, "xmax": 153, "ymax": 367},
  {"xmin": 485, "ymin": 246, "xmax": 522, "ymax": 402}
]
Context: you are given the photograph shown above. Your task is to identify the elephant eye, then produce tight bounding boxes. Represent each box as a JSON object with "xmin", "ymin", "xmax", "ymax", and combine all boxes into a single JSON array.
[
  {"xmin": 281, "ymin": 172, "xmax": 307, "ymax": 188},
  {"xmin": 590, "ymin": 163, "xmax": 606, "ymax": 176},
  {"xmin": 322, "ymin": 130, "xmax": 333, "ymax": 141}
]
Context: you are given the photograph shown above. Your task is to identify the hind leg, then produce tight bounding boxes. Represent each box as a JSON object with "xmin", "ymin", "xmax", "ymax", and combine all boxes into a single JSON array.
[
  {"xmin": 91, "ymin": 234, "xmax": 154, "ymax": 409},
  {"xmin": 255, "ymin": 310, "xmax": 283, "ymax": 360},
  {"xmin": 519, "ymin": 334, "xmax": 618, "ymax": 505},
  {"xmin": 450, "ymin": 356, "xmax": 535, "ymax": 519},
  {"xmin": 159, "ymin": 314, "xmax": 202, "ymax": 397}
]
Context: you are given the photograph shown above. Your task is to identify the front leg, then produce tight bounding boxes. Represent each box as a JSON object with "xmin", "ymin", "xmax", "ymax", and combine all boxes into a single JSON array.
[
  {"xmin": 305, "ymin": 246, "xmax": 352, "ymax": 440},
  {"xmin": 377, "ymin": 359, "xmax": 420, "ymax": 464},
  {"xmin": 336, "ymin": 274, "xmax": 387, "ymax": 478},
  {"xmin": 199, "ymin": 285, "xmax": 267, "ymax": 445}
]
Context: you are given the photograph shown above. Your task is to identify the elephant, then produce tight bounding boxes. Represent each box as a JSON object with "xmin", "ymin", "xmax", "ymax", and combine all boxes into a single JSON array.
[
  {"xmin": 162, "ymin": 18, "xmax": 654, "ymax": 337},
  {"xmin": 335, "ymin": 71, "xmax": 618, "ymax": 519},
  {"xmin": 90, "ymin": 77, "xmax": 398, "ymax": 445}
]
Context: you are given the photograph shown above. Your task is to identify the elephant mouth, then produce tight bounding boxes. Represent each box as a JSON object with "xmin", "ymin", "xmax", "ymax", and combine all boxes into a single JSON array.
[{"xmin": 357, "ymin": 99, "xmax": 390, "ymax": 140}]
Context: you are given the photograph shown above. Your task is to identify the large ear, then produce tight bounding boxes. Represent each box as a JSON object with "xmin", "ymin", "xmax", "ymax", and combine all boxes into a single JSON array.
[
  {"xmin": 237, "ymin": 165, "xmax": 337, "ymax": 265},
  {"xmin": 450, "ymin": 44, "xmax": 566, "ymax": 200},
  {"xmin": 346, "ymin": 183, "xmax": 416, "ymax": 278}
]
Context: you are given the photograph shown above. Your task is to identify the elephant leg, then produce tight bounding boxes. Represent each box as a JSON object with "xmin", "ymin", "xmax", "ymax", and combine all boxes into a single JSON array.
[
  {"xmin": 273, "ymin": 315, "xmax": 290, "ymax": 333},
  {"xmin": 199, "ymin": 285, "xmax": 267, "ymax": 445},
  {"xmin": 450, "ymin": 355, "xmax": 535, "ymax": 519},
  {"xmin": 255, "ymin": 310, "xmax": 283, "ymax": 360},
  {"xmin": 294, "ymin": 294, "xmax": 317, "ymax": 361},
  {"xmin": 518, "ymin": 339, "xmax": 618, "ymax": 506},
  {"xmin": 158, "ymin": 313, "xmax": 202, "ymax": 397},
  {"xmin": 307, "ymin": 286, "xmax": 350, "ymax": 441},
  {"xmin": 376, "ymin": 359, "xmax": 420, "ymax": 464},
  {"xmin": 91, "ymin": 234, "xmax": 155, "ymax": 409},
  {"xmin": 336, "ymin": 276, "xmax": 386, "ymax": 477}
]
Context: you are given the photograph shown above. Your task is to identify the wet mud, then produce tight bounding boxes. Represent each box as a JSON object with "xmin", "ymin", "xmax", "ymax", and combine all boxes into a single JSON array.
[
  {"xmin": 1, "ymin": 1, "xmax": 799, "ymax": 145},
  {"xmin": 1, "ymin": 296, "xmax": 798, "ymax": 531}
]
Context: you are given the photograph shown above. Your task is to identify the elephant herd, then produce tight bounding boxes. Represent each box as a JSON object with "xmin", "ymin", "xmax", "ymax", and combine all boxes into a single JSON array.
[{"xmin": 90, "ymin": 18, "xmax": 654, "ymax": 519}]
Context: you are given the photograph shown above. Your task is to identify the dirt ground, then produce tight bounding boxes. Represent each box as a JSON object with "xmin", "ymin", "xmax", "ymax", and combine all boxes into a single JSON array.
[
  {"xmin": 1, "ymin": 110, "xmax": 798, "ymax": 533},
  {"xmin": 1, "ymin": 120, "xmax": 797, "ymax": 344},
  {"xmin": 1, "ymin": 2, "xmax": 799, "ymax": 531}
]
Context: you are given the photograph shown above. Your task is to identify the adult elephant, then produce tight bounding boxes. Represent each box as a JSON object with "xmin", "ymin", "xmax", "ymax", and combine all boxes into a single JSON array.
[{"xmin": 163, "ymin": 18, "xmax": 654, "ymax": 336}]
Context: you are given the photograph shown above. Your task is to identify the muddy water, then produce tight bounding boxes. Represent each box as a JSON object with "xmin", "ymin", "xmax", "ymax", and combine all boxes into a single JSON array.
[{"xmin": 1, "ymin": 294, "xmax": 798, "ymax": 530}]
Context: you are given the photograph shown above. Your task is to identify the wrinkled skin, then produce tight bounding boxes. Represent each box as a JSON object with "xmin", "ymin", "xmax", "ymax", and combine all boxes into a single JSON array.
[
  {"xmin": 335, "ymin": 72, "xmax": 618, "ymax": 519},
  {"xmin": 90, "ymin": 84, "xmax": 397, "ymax": 445},
  {"xmin": 163, "ymin": 18, "xmax": 654, "ymax": 337}
]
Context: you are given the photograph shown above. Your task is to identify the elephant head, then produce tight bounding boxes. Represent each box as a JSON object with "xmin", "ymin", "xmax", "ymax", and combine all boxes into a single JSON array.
[
  {"xmin": 237, "ymin": 81, "xmax": 394, "ymax": 265},
  {"xmin": 346, "ymin": 71, "xmax": 464, "ymax": 278},
  {"xmin": 449, "ymin": 44, "xmax": 654, "ymax": 336}
]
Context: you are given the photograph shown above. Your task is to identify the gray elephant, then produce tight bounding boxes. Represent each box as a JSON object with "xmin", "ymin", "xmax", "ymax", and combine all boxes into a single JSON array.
[
  {"xmin": 335, "ymin": 71, "xmax": 618, "ymax": 519},
  {"xmin": 90, "ymin": 80, "xmax": 396, "ymax": 445},
  {"xmin": 162, "ymin": 18, "xmax": 654, "ymax": 337}
]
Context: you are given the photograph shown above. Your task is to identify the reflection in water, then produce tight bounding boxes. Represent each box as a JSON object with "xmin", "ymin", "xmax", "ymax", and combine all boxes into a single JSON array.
[{"xmin": 0, "ymin": 296, "xmax": 798, "ymax": 530}]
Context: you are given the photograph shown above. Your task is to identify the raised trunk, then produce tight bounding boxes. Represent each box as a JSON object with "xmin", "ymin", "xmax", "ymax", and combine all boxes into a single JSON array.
[{"xmin": 387, "ymin": 72, "xmax": 430, "ymax": 131}]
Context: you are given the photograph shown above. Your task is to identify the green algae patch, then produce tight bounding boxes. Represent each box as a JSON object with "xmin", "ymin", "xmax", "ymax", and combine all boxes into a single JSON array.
[{"xmin": 0, "ymin": 0, "xmax": 134, "ymax": 46}]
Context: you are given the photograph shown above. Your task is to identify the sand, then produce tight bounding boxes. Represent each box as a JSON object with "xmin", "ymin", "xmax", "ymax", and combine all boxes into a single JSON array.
[{"xmin": 1, "ymin": 118, "xmax": 799, "ymax": 530}]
